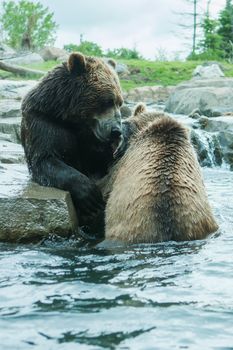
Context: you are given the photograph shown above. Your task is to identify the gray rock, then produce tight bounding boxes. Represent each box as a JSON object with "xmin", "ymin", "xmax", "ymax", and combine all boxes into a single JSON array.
[
  {"xmin": 0, "ymin": 43, "xmax": 16, "ymax": 58},
  {"xmin": 124, "ymin": 86, "xmax": 173, "ymax": 104},
  {"xmin": 0, "ymin": 80, "xmax": 36, "ymax": 100},
  {"xmin": 193, "ymin": 64, "xmax": 224, "ymax": 79},
  {"xmin": 218, "ymin": 131, "xmax": 233, "ymax": 170},
  {"xmin": 0, "ymin": 100, "xmax": 21, "ymax": 119},
  {"xmin": 40, "ymin": 46, "xmax": 68, "ymax": 61},
  {"xmin": 189, "ymin": 108, "xmax": 202, "ymax": 119},
  {"xmin": 0, "ymin": 117, "xmax": 21, "ymax": 143},
  {"xmin": 0, "ymin": 140, "xmax": 25, "ymax": 164},
  {"xmin": 0, "ymin": 164, "xmax": 79, "ymax": 243},
  {"xmin": 197, "ymin": 116, "xmax": 233, "ymax": 133},
  {"xmin": 5, "ymin": 52, "xmax": 44, "ymax": 65},
  {"xmin": 165, "ymin": 78, "xmax": 233, "ymax": 115},
  {"xmin": 115, "ymin": 63, "xmax": 129, "ymax": 76}
]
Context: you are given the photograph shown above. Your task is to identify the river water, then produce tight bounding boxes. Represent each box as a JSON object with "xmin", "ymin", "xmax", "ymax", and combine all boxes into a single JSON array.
[{"xmin": 0, "ymin": 167, "xmax": 233, "ymax": 349}]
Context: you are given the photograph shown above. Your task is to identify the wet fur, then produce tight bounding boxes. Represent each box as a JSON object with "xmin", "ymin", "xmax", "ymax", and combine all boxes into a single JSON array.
[
  {"xmin": 21, "ymin": 53, "xmax": 123, "ymax": 234},
  {"xmin": 102, "ymin": 111, "xmax": 218, "ymax": 243}
]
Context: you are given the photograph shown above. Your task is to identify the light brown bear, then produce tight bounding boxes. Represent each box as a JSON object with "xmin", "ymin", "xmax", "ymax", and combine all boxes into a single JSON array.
[{"xmin": 100, "ymin": 105, "xmax": 218, "ymax": 243}]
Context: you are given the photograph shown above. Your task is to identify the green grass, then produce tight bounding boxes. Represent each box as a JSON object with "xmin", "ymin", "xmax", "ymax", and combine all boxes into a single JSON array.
[
  {"xmin": 1, "ymin": 58, "xmax": 233, "ymax": 91},
  {"xmin": 24, "ymin": 60, "xmax": 58, "ymax": 71},
  {"xmin": 119, "ymin": 59, "xmax": 233, "ymax": 90}
]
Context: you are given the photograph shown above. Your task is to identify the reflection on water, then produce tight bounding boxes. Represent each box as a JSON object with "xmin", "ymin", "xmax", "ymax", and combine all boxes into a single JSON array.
[{"xmin": 0, "ymin": 168, "xmax": 233, "ymax": 349}]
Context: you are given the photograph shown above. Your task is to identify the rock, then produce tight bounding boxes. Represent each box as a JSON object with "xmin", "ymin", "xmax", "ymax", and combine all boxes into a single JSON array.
[
  {"xmin": 115, "ymin": 63, "xmax": 129, "ymax": 76},
  {"xmin": 0, "ymin": 117, "xmax": 21, "ymax": 143},
  {"xmin": 0, "ymin": 43, "xmax": 16, "ymax": 58},
  {"xmin": 0, "ymin": 164, "xmax": 79, "ymax": 243},
  {"xmin": 5, "ymin": 52, "xmax": 44, "ymax": 65},
  {"xmin": 0, "ymin": 80, "xmax": 36, "ymax": 100},
  {"xmin": 40, "ymin": 46, "xmax": 68, "ymax": 61},
  {"xmin": 0, "ymin": 140, "xmax": 24, "ymax": 164},
  {"xmin": 197, "ymin": 116, "xmax": 233, "ymax": 133},
  {"xmin": 193, "ymin": 64, "xmax": 224, "ymax": 79},
  {"xmin": 218, "ymin": 132, "xmax": 233, "ymax": 170},
  {"xmin": 165, "ymin": 78, "xmax": 233, "ymax": 115},
  {"xmin": 124, "ymin": 86, "xmax": 173, "ymax": 104},
  {"xmin": 0, "ymin": 100, "xmax": 21, "ymax": 119},
  {"xmin": 189, "ymin": 108, "xmax": 202, "ymax": 119}
]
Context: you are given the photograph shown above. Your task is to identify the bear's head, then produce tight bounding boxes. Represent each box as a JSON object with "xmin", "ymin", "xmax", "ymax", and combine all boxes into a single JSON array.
[{"xmin": 67, "ymin": 52, "xmax": 123, "ymax": 150}]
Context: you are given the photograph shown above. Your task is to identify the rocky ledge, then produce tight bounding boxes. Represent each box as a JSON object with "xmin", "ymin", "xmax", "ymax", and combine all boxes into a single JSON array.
[
  {"xmin": 165, "ymin": 77, "xmax": 233, "ymax": 116},
  {"xmin": 0, "ymin": 80, "xmax": 79, "ymax": 242},
  {"xmin": 124, "ymin": 85, "xmax": 174, "ymax": 104},
  {"xmin": 0, "ymin": 164, "xmax": 78, "ymax": 243}
]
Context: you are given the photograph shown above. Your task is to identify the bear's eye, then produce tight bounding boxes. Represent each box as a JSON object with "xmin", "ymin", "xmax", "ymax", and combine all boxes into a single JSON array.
[{"xmin": 102, "ymin": 98, "xmax": 115, "ymax": 109}]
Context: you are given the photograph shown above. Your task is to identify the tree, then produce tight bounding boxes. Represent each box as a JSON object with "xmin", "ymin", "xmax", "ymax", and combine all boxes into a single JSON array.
[
  {"xmin": 176, "ymin": 0, "xmax": 201, "ymax": 57},
  {"xmin": 218, "ymin": 0, "xmax": 233, "ymax": 60},
  {"xmin": 196, "ymin": 5, "xmax": 222, "ymax": 60},
  {"xmin": 192, "ymin": 0, "xmax": 198, "ymax": 55},
  {"xmin": 64, "ymin": 41, "xmax": 103, "ymax": 57},
  {"xmin": 106, "ymin": 47, "xmax": 142, "ymax": 60},
  {"xmin": 0, "ymin": 1, "xmax": 58, "ymax": 50}
]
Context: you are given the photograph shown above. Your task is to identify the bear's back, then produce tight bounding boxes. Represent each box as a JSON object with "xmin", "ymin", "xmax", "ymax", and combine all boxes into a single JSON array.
[{"xmin": 105, "ymin": 116, "xmax": 218, "ymax": 243}]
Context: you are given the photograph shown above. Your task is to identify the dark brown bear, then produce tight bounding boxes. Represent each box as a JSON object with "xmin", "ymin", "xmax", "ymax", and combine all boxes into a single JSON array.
[
  {"xmin": 101, "ymin": 106, "xmax": 218, "ymax": 243},
  {"xmin": 21, "ymin": 52, "xmax": 124, "ymax": 238}
]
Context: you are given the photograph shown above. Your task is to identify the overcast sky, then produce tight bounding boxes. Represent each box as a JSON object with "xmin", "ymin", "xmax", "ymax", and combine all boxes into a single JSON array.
[{"xmin": 1, "ymin": 0, "xmax": 227, "ymax": 59}]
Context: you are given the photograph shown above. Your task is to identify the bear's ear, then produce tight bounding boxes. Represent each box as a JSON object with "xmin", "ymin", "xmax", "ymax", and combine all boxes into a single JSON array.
[
  {"xmin": 133, "ymin": 103, "xmax": 147, "ymax": 116},
  {"xmin": 107, "ymin": 59, "xmax": 116, "ymax": 70},
  {"xmin": 68, "ymin": 52, "xmax": 86, "ymax": 75}
]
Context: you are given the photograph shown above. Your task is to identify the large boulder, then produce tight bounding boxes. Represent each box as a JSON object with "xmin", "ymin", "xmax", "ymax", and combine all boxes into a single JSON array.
[
  {"xmin": 197, "ymin": 115, "xmax": 233, "ymax": 133},
  {"xmin": 115, "ymin": 62, "xmax": 129, "ymax": 76},
  {"xmin": 5, "ymin": 52, "xmax": 44, "ymax": 65},
  {"xmin": 0, "ymin": 139, "xmax": 24, "ymax": 164},
  {"xmin": 0, "ymin": 164, "xmax": 79, "ymax": 243},
  {"xmin": 193, "ymin": 63, "xmax": 224, "ymax": 79},
  {"xmin": 165, "ymin": 78, "xmax": 233, "ymax": 115},
  {"xmin": 0, "ymin": 100, "xmax": 21, "ymax": 119},
  {"xmin": 0, "ymin": 80, "xmax": 36, "ymax": 100},
  {"xmin": 124, "ymin": 85, "xmax": 174, "ymax": 104},
  {"xmin": 0, "ymin": 116, "xmax": 22, "ymax": 143},
  {"xmin": 0, "ymin": 43, "xmax": 16, "ymax": 58},
  {"xmin": 39, "ymin": 46, "xmax": 68, "ymax": 61}
]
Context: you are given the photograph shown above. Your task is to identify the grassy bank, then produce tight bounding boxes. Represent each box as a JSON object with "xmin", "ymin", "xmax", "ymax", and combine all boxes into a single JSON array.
[
  {"xmin": 120, "ymin": 60, "xmax": 233, "ymax": 90},
  {"xmin": 1, "ymin": 59, "xmax": 233, "ymax": 91}
]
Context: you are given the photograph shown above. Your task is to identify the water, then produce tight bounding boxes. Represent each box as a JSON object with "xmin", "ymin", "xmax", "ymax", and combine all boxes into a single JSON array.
[{"xmin": 0, "ymin": 168, "xmax": 233, "ymax": 350}]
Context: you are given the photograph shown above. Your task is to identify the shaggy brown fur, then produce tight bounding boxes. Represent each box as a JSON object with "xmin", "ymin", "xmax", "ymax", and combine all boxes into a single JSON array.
[
  {"xmin": 102, "ymin": 111, "xmax": 218, "ymax": 243},
  {"xmin": 21, "ymin": 52, "xmax": 123, "ymax": 238},
  {"xmin": 99, "ymin": 104, "xmax": 170, "ymax": 200},
  {"xmin": 124, "ymin": 103, "xmax": 166, "ymax": 132}
]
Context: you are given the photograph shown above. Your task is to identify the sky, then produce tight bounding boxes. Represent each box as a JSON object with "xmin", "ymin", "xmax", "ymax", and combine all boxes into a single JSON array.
[{"xmin": 1, "ymin": 0, "xmax": 227, "ymax": 59}]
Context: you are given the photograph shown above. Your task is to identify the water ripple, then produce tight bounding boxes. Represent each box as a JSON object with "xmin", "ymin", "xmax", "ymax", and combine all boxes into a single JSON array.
[{"xmin": 0, "ymin": 168, "xmax": 233, "ymax": 349}]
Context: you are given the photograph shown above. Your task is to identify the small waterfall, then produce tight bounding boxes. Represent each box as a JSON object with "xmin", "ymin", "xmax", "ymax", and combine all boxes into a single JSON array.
[{"xmin": 191, "ymin": 129, "xmax": 223, "ymax": 167}]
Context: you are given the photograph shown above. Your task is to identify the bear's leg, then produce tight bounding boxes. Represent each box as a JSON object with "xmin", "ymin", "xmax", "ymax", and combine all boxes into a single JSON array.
[
  {"xmin": 32, "ymin": 156, "xmax": 105, "ymax": 238},
  {"xmin": 21, "ymin": 117, "xmax": 105, "ymax": 239}
]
